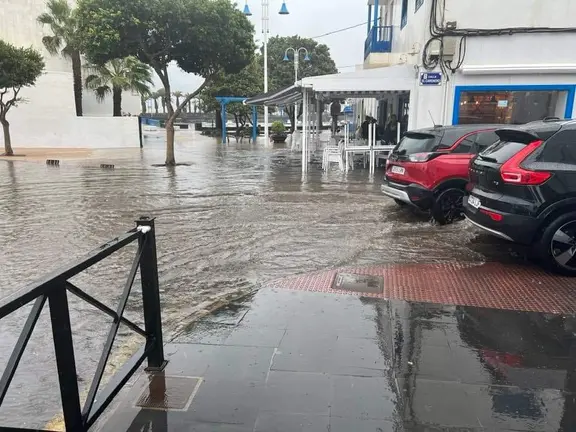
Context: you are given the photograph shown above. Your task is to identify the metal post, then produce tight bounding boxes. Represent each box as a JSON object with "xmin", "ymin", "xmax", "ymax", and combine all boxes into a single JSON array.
[
  {"xmin": 302, "ymin": 89, "xmax": 308, "ymax": 173},
  {"xmin": 48, "ymin": 286, "xmax": 83, "ymax": 432},
  {"xmin": 252, "ymin": 106, "xmax": 257, "ymax": 142},
  {"xmin": 221, "ymin": 102, "xmax": 227, "ymax": 144},
  {"xmin": 373, "ymin": 0, "xmax": 379, "ymax": 28},
  {"xmin": 294, "ymin": 53, "xmax": 299, "ymax": 134},
  {"xmin": 138, "ymin": 115, "xmax": 143, "ymax": 148},
  {"xmin": 135, "ymin": 217, "xmax": 165, "ymax": 370},
  {"xmin": 263, "ymin": 0, "xmax": 270, "ymax": 143}
]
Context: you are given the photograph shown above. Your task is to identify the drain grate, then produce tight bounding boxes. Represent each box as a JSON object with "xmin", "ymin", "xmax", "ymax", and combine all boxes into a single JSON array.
[
  {"xmin": 332, "ymin": 273, "xmax": 384, "ymax": 294},
  {"xmin": 135, "ymin": 375, "xmax": 202, "ymax": 411}
]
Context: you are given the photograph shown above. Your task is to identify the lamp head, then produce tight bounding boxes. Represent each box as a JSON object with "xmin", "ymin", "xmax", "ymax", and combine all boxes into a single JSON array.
[
  {"xmin": 243, "ymin": 1, "xmax": 252, "ymax": 16},
  {"xmin": 283, "ymin": 53, "xmax": 290, "ymax": 61},
  {"xmin": 304, "ymin": 53, "xmax": 311, "ymax": 62},
  {"xmin": 279, "ymin": 1, "xmax": 289, "ymax": 15}
]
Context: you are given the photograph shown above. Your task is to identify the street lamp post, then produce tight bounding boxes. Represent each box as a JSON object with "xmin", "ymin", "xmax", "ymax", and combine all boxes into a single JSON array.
[
  {"xmin": 283, "ymin": 47, "xmax": 310, "ymax": 133},
  {"xmin": 243, "ymin": 0, "xmax": 289, "ymax": 142}
]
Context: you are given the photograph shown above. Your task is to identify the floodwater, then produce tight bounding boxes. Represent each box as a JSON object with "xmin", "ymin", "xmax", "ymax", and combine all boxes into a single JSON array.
[{"xmin": 0, "ymin": 130, "xmax": 521, "ymax": 428}]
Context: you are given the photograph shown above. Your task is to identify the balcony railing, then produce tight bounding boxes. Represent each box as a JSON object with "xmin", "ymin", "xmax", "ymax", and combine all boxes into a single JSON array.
[
  {"xmin": 0, "ymin": 217, "xmax": 165, "ymax": 431},
  {"xmin": 364, "ymin": 25, "xmax": 393, "ymax": 60}
]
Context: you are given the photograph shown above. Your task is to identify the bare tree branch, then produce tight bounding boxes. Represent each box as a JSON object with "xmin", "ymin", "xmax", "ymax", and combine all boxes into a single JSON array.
[{"xmin": 172, "ymin": 76, "xmax": 213, "ymax": 120}]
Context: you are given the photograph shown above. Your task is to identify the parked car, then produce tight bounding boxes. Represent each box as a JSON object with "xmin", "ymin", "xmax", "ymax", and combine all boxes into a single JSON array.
[
  {"xmin": 464, "ymin": 119, "xmax": 576, "ymax": 276},
  {"xmin": 381, "ymin": 125, "xmax": 500, "ymax": 224}
]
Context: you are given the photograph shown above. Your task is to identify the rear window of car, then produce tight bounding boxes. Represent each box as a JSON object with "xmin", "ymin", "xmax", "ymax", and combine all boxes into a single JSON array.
[
  {"xmin": 395, "ymin": 133, "xmax": 440, "ymax": 155},
  {"xmin": 480, "ymin": 140, "xmax": 527, "ymax": 163}
]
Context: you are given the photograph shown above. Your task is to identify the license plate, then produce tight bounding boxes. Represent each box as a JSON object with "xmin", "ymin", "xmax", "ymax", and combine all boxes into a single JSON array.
[
  {"xmin": 391, "ymin": 166, "xmax": 405, "ymax": 175},
  {"xmin": 468, "ymin": 195, "xmax": 481, "ymax": 209}
]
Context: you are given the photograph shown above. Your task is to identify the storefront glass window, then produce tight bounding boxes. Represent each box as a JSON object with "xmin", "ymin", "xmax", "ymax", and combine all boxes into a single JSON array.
[{"xmin": 457, "ymin": 90, "xmax": 568, "ymax": 125}]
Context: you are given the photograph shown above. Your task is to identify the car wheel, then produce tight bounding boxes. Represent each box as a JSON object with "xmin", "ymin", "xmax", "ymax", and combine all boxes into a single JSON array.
[
  {"xmin": 537, "ymin": 211, "xmax": 576, "ymax": 276},
  {"xmin": 394, "ymin": 199, "xmax": 407, "ymax": 207},
  {"xmin": 431, "ymin": 188, "xmax": 465, "ymax": 225}
]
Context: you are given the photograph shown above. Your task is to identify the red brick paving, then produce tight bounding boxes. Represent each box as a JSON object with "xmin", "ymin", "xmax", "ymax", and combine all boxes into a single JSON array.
[{"xmin": 267, "ymin": 262, "xmax": 576, "ymax": 314}]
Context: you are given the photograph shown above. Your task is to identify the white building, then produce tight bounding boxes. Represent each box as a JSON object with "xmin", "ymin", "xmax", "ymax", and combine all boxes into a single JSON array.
[
  {"xmin": 0, "ymin": 0, "xmax": 141, "ymax": 149},
  {"xmin": 361, "ymin": 0, "xmax": 576, "ymax": 130}
]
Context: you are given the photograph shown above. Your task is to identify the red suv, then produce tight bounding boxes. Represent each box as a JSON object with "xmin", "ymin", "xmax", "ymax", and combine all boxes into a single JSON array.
[{"xmin": 381, "ymin": 125, "xmax": 499, "ymax": 224}]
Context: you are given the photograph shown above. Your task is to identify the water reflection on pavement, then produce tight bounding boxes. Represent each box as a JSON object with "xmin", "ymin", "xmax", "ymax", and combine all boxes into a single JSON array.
[
  {"xmin": 104, "ymin": 289, "xmax": 576, "ymax": 431},
  {"xmin": 0, "ymin": 131, "xmax": 523, "ymax": 427}
]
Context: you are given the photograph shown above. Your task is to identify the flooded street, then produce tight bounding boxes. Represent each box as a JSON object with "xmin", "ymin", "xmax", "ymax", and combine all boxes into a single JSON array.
[{"xmin": 0, "ymin": 131, "xmax": 518, "ymax": 427}]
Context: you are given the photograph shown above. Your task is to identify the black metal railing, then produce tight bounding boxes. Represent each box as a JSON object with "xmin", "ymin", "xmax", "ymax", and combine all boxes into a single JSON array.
[{"xmin": 0, "ymin": 217, "xmax": 166, "ymax": 432}]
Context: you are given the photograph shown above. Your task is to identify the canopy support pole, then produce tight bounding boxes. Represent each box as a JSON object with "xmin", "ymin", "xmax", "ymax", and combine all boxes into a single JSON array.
[
  {"xmin": 302, "ymin": 89, "xmax": 308, "ymax": 173},
  {"xmin": 252, "ymin": 106, "xmax": 258, "ymax": 142},
  {"xmin": 220, "ymin": 101, "xmax": 227, "ymax": 144},
  {"xmin": 316, "ymin": 98, "xmax": 321, "ymax": 147}
]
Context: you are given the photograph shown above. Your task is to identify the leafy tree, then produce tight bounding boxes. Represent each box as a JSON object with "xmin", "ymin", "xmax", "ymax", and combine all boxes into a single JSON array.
[
  {"xmin": 199, "ymin": 56, "xmax": 263, "ymax": 130},
  {"xmin": 85, "ymin": 56, "xmax": 152, "ymax": 116},
  {"xmin": 266, "ymin": 35, "xmax": 338, "ymax": 132},
  {"xmin": 38, "ymin": 0, "xmax": 84, "ymax": 116},
  {"xmin": 0, "ymin": 41, "xmax": 45, "ymax": 155},
  {"xmin": 76, "ymin": 0, "xmax": 255, "ymax": 166}
]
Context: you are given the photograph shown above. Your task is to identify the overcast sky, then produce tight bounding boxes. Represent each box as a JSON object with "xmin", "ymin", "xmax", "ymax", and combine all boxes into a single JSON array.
[{"xmin": 153, "ymin": 0, "xmax": 367, "ymax": 94}]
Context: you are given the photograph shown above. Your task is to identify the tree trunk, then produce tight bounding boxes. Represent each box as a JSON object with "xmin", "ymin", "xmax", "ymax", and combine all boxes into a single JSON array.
[
  {"xmin": 154, "ymin": 99, "xmax": 158, "ymax": 114},
  {"xmin": 71, "ymin": 50, "xmax": 83, "ymax": 117},
  {"xmin": 140, "ymin": 97, "xmax": 147, "ymax": 114},
  {"xmin": 1, "ymin": 118, "xmax": 13, "ymax": 156},
  {"xmin": 165, "ymin": 119, "xmax": 175, "ymax": 166},
  {"xmin": 112, "ymin": 86, "xmax": 122, "ymax": 117},
  {"xmin": 287, "ymin": 106, "xmax": 295, "ymax": 133}
]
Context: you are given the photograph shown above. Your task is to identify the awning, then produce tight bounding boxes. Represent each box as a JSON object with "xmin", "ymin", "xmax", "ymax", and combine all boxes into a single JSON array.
[
  {"xmin": 245, "ymin": 84, "xmax": 302, "ymax": 106},
  {"xmin": 245, "ymin": 64, "xmax": 416, "ymax": 106},
  {"xmin": 300, "ymin": 64, "xmax": 415, "ymax": 99}
]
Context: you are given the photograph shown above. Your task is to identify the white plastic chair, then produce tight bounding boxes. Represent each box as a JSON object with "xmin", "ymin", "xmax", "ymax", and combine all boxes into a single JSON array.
[{"xmin": 322, "ymin": 139, "xmax": 344, "ymax": 171}]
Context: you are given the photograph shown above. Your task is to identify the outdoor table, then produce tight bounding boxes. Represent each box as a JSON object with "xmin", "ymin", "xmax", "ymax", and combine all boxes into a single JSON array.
[
  {"xmin": 344, "ymin": 144, "xmax": 395, "ymax": 174},
  {"xmin": 344, "ymin": 145, "xmax": 370, "ymax": 171},
  {"xmin": 370, "ymin": 145, "xmax": 395, "ymax": 174}
]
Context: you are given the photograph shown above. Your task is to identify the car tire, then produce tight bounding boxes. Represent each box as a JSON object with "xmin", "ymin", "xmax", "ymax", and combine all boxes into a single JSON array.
[
  {"xmin": 431, "ymin": 188, "xmax": 465, "ymax": 225},
  {"xmin": 536, "ymin": 211, "xmax": 576, "ymax": 276},
  {"xmin": 394, "ymin": 199, "xmax": 407, "ymax": 207}
]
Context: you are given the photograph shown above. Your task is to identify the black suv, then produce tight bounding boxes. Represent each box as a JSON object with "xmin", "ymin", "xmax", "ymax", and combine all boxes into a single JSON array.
[{"xmin": 464, "ymin": 119, "xmax": 576, "ymax": 275}]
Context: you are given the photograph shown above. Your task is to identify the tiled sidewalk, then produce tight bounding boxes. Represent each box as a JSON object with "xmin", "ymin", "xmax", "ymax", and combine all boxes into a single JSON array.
[{"xmin": 101, "ymin": 287, "xmax": 576, "ymax": 432}]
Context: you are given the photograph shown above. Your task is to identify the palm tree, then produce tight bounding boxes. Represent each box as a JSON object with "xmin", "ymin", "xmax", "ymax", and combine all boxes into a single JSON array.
[
  {"xmin": 151, "ymin": 91, "xmax": 160, "ymax": 114},
  {"xmin": 157, "ymin": 88, "xmax": 167, "ymax": 113},
  {"xmin": 38, "ymin": 0, "xmax": 83, "ymax": 116},
  {"xmin": 84, "ymin": 57, "xmax": 153, "ymax": 117},
  {"xmin": 140, "ymin": 95, "xmax": 147, "ymax": 114},
  {"xmin": 172, "ymin": 91, "xmax": 183, "ymax": 109}
]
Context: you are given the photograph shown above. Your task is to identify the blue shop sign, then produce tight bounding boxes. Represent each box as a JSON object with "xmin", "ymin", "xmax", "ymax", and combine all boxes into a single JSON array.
[{"xmin": 420, "ymin": 72, "xmax": 442, "ymax": 86}]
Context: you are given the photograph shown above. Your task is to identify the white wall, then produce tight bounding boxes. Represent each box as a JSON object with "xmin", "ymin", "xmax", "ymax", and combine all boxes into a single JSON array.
[
  {"xmin": 444, "ymin": 0, "xmax": 576, "ymax": 29},
  {"xmin": 9, "ymin": 111, "xmax": 140, "ymax": 149}
]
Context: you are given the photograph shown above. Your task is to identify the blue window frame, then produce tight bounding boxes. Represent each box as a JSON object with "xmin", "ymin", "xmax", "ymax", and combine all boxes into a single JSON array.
[
  {"xmin": 452, "ymin": 85, "xmax": 576, "ymax": 125},
  {"xmin": 401, "ymin": 0, "xmax": 409, "ymax": 28},
  {"xmin": 415, "ymin": 0, "xmax": 424, "ymax": 12}
]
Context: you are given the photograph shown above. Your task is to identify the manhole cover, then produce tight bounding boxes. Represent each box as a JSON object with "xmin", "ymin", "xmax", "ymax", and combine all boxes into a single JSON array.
[
  {"xmin": 135, "ymin": 375, "xmax": 202, "ymax": 411},
  {"xmin": 332, "ymin": 273, "xmax": 384, "ymax": 294}
]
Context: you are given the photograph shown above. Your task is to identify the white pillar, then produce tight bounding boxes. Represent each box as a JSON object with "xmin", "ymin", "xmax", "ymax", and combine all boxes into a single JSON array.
[{"xmin": 302, "ymin": 89, "xmax": 308, "ymax": 173}]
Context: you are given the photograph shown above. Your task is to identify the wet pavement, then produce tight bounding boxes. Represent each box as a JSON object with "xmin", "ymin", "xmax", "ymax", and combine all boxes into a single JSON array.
[
  {"xmin": 0, "ymin": 130, "xmax": 558, "ymax": 428},
  {"xmin": 101, "ymin": 287, "xmax": 576, "ymax": 432}
]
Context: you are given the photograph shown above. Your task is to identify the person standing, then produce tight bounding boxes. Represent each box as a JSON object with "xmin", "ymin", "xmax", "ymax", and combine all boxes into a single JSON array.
[
  {"xmin": 385, "ymin": 114, "xmax": 399, "ymax": 145},
  {"xmin": 330, "ymin": 100, "xmax": 342, "ymax": 135}
]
